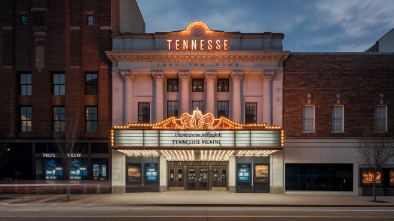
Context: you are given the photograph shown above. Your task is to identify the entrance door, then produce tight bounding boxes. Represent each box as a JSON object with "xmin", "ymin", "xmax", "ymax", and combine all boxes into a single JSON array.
[
  {"xmin": 187, "ymin": 168, "xmax": 197, "ymax": 190},
  {"xmin": 168, "ymin": 167, "xmax": 184, "ymax": 190},
  {"xmin": 198, "ymin": 168, "xmax": 209, "ymax": 190},
  {"xmin": 212, "ymin": 167, "xmax": 227, "ymax": 190}
]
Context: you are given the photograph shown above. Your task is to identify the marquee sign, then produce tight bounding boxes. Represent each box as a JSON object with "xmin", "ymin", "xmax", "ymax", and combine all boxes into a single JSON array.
[{"xmin": 111, "ymin": 109, "xmax": 283, "ymax": 150}]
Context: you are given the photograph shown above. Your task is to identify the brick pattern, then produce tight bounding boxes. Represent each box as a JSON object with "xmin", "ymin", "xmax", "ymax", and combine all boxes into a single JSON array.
[{"xmin": 283, "ymin": 53, "xmax": 394, "ymax": 137}]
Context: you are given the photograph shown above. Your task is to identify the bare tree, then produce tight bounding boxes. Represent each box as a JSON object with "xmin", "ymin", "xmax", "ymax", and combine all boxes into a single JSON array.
[
  {"xmin": 354, "ymin": 128, "xmax": 394, "ymax": 202},
  {"xmin": 53, "ymin": 111, "xmax": 81, "ymax": 200},
  {"xmin": 0, "ymin": 135, "xmax": 11, "ymax": 173}
]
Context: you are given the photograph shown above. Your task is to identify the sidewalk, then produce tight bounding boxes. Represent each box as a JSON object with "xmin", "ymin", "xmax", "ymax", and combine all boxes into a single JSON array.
[{"xmin": 2, "ymin": 191, "xmax": 394, "ymax": 207}]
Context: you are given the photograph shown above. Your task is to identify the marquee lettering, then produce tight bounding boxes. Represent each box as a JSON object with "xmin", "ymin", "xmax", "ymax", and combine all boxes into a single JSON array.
[{"xmin": 167, "ymin": 39, "xmax": 228, "ymax": 51}]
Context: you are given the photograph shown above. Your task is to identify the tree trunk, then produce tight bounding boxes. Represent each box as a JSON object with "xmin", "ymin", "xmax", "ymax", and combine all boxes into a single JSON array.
[
  {"xmin": 67, "ymin": 180, "xmax": 71, "ymax": 200},
  {"xmin": 373, "ymin": 181, "xmax": 376, "ymax": 202}
]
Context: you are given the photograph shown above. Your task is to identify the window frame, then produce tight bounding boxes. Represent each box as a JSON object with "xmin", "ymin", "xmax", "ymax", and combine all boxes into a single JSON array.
[
  {"xmin": 20, "ymin": 106, "xmax": 32, "ymax": 132},
  {"xmin": 53, "ymin": 106, "xmax": 65, "ymax": 132},
  {"xmin": 87, "ymin": 15, "xmax": 94, "ymax": 26},
  {"xmin": 167, "ymin": 79, "xmax": 178, "ymax": 92},
  {"xmin": 167, "ymin": 101, "xmax": 179, "ymax": 118},
  {"xmin": 20, "ymin": 73, "xmax": 32, "ymax": 95},
  {"xmin": 302, "ymin": 105, "xmax": 315, "ymax": 132},
  {"xmin": 86, "ymin": 106, "xmax": 98, "ymax": 132},
  {"xmin": 332, "ymin": 105, "xmax": 344, "ymax": 133},
  {"xmin": 192, "ymin": 79, "xmax": 204, "ymax": 92},
  {"xmin": 85, "ymin": 73, "xmax": 98, "ymax": 95},
  {"xmin": 374, "ymin": 105, "xmax": 387, "ymax": 133},
  {"xmin": 53, "ymin": 73, "xmax": 65, "ymax": 95},
  {"xmin": 245, "ymin": 102, "xmax": 257, "ymax": 124},
  {"xmin": 217, "ymin": 79, "xmax": 229, "ymax": 92},
  {"xmin": 217, "ymin": 101, "xmax": 229, "ymax": 118},
  {"xmin": 138, "ymin": 102, "xmax": 150, "ymax": 123}
]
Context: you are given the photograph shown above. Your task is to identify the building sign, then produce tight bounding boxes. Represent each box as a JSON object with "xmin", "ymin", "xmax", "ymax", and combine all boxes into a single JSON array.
[
  {"xmin": 237, "ymin": 164, "xmax": 251, "ymax": 182},
  {"xmin": 167, "ymin": 39, "xmax": 228, "ymax": 51},
  {"xmin": 42, "ymin": 153, "xmax": 82, "ymax": 158},
  {"xmin": 145, "ymin": 164, "xmax": 158, "ymax": 183}
]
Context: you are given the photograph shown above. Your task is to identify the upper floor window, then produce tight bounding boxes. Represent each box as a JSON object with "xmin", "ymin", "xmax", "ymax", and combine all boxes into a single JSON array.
[
  {"xmin": 192, "ymin": 101, "xmax": 204, "ymax": 113},
  {"xmin": 167, "ymin": 79, "xmax": 178, "ymax": 92},
  {"xmin": 217, "ymin": 101, "xmax": 229, "ymax": 118},
  {"xmin": 192, "ymin": 79, "xmax": 204, "ymax": 92},
  {"xmin": 86, "ymin": 106, "xmax": 98, "ymax": 132},
  {"xmin": 167, "ymin": 101, "xmax": 179, "ymax": 118},
  {"xmin": 20, "ymin": 73, "xmax": 32, "ymax": 95},
  {"xmin": 86, "ymin": 73, "xmax": 98, "ymax": 95},
  {"xmin": 374, "ymin": 105, "xmax": 387, "ymax": 133},
  {"xmin": 53, "ymin": 73, "xmax": 65, "ymax": 95},
  {"xmin": 53, "ymin": 106, "xmax": 65, "ymax": 132},
  {"xmin": 87, "ymin": 15, "xmax": 94, "ymax": 26},
  {"xmin": 20, "ymin": 106, "xmax": 32, "ymax": 132},
  {"xmin": 245, "ymin": 102, "xmax": 257, "ymax": 124},
  {"xmin": 332, "ymin": 105, "xmax": 344, "ymax": 132},
  {"xmin": 217, "ymin": 79, "xmax": 229, "ymax": 92},
  {"xmin": 302, "ymin": 105, "xmax": 315, "ymax": 132},
  {"xmin": 138, "ymin": 102, "xmax": 150, "ymax": 123}
]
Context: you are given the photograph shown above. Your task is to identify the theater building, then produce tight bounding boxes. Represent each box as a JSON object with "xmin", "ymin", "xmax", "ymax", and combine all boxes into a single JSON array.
[{"xmin": 107, "ymin": 21, "xmax": 288, "ymax": 193}]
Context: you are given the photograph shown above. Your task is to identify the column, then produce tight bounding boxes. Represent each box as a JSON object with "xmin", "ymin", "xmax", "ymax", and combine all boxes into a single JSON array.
[
  {"xmin": 228, "ymin": 155, "xmax": 236, "ymax": 193},
  {"xmin": 178, "ymin": 71, "xmax": 191, "ymax": 114},
  {"xmin": 204, "ymin": 71, "xmax": 217, "ymax": 114},
  {"xmin": 152, "ymin": 71, "xmax": 164, "ymax": 122},
  {"xmin": 261, "ymin": 70, "xmax": 274, "ymax": 125},
  {"xmin": 272, "ymin": 68, "xmax": 284, "ymax": 126},
  {"xmin": 231, "ymin": 71, "xmax": 243, "ymax": 123},
  {"xmin": 121, "ymin": 70, "xmax": 134, "ymax": 125},
  {"xmin": 112, "ymin": 69, "xmax": 124, "ymax": 126},
  {"xmin": 159, "ymin": 155, "xmax": 167, "ymax": 192}
]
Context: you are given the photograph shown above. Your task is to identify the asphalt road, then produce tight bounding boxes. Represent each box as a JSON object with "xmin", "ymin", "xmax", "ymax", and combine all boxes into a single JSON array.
[{"xmin": 1, "ymin": 205, "xmax": 394, "ymax": 221}]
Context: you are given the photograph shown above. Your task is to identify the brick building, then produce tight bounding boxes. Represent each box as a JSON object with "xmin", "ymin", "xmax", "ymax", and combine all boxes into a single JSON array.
[{"xmin": 0, "ymin": 0, "xmax": 144, "ymax": 189}]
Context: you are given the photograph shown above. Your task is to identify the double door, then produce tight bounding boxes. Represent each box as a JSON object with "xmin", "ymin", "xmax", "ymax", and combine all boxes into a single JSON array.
[{"xmin": 168, "ymin": 161, "xmax": 228, "ymax": 191}]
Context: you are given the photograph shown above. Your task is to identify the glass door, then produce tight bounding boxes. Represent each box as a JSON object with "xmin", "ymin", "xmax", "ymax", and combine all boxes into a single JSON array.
[
  {"xmin": 187, "ymin": 168, "xmax": 197, "ymax": 190},
  {"xmin": 198, "ymin": 168, "xmax": 209, "ymax": 190},
  {"xmin": 212, "ymin": 167, "xmax": 227, "ymax": 190}
]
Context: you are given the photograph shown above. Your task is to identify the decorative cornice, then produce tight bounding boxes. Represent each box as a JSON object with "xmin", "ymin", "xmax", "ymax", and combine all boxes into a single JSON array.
[
  {"xmin": 105, "ymin": 51, "xmax": 290, "ymax": 63},
  {"xmin": 178, "ymin": 71, "xmax": 191, "ymax": 81},
  {"xmin": 204, "ymin": 71, "xmax": 217, "ymax": 81},
  {"xmin": 152, "ymin": 71, "xmax": 164, "ymax": 81},
  {"xmin": 274, "ymin": 68, "xmax": 284, "ymax": 81},
  {"xmin": 230, "ymin": 71, "xmax": 244, "ymax": 81}
]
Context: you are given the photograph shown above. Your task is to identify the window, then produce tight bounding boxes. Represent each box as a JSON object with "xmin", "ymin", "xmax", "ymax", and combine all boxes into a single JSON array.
[
  {"xmin": 302, "ymin": 105, "xmax": 315, "ymax": 132},
  {"xmin": 167, "ymin": 101, "xmax": 178, "ymax": 118},
  {"xmin": 53, "ymin": 106, "xmax": 65, "ymax": 132},
  {"xmin": 332, "ymin": 105, "xmax": 344, "ymax": 132},
  {"xmin": 86, "ymin": 106, "xmax": 98, "ymax": 132},
  {"xmin": 20, "ymin": 73, "xmax": 32, "ymax": 95},
  {"xmin": 138, "ymin": 103, "xmax": 150, "ymax": 123},
  {"xmin": 217, "ymin": 101, "xmax": 229, "ymax": 118},
  {"xmin": 20, "ymin": 106, "xmax": 32, "ymax": 132},
  {"xmin": 374, "ymin": 105, "xmax": 387, "ymax": 132},
  {"xmin": 87, "ymin": 15, "xmax": 94, "ymax": 26},
  {"xmin": 53, "ymin": 73, "xmax": 65, "ymax": 95},
  {"xmin": 192, "ymin": 101, "xmax": 204, "ymax": 113},
  {"xmin": 245, "ymin": 102, "xmax": 257, "ymax": 124},
  {"xmin": 192, "ymin": 79, "xmax": 204, "ymax": 92},
  {"xmin": 217, "ymin": 79, "xmax": 229, "ymax": 92},
  {"xmin": 361, "ymin": 169, "xmax": 382, "ymax": 185},
  {"xmin": 167, "ymin": 79, "xmax": 178, "ymax": 92},
  {"xmin": 85, "ymin": 73, "xmax": 98, "ymax": 95}
]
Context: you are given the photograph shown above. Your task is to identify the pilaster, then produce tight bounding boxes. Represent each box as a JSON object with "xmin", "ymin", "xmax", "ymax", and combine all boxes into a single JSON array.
[
  {"xmin": 178, "ymin": 71, "xmax": 191, "ymax": 114},
  {"xmin": 152, "ymin": 71, "xmax": 164, "ymax": 122},
  {"xmin": 261, "ymin": 69, "xmax": 274, "ymax": 125},
  {"xmin": 121, "ymin": 70, "xmax": 134, "ymax": 125},
  {"xmin": 231, "ymin": 71, "xmax": 243, "ymax": 123},
  {"xmin": 204, "ymin": 71, "xmax": 217, "ymax": 115}
]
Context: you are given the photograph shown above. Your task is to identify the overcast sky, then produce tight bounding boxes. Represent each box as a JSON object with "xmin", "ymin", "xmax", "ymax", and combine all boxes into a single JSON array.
[{"xmin": 136, "ymin": 0, "xmax": 394, "ymax": 52}]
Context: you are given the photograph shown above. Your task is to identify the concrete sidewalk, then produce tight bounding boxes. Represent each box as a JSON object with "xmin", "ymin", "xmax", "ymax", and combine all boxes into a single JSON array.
[{"xmin": 1, "ymin": 191, "xmax": 394, "ymax": 207}]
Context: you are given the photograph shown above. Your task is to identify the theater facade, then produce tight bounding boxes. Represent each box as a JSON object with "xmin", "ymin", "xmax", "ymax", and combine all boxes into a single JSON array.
[
  {"xmin": 107, "ymin": 21, "xmax": 288, "ymax": 193},
  {"xmin": 106, "ymin": 21, "xmax": 394, "ymax": 195}
]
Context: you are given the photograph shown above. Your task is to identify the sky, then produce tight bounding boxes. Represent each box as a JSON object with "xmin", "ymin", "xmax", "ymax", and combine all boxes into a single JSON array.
[{"xmin": 136, "ymin": 0, "xmax": 394, "ymax": 52}]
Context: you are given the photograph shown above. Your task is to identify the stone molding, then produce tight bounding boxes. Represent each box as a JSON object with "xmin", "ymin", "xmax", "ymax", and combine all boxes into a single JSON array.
[
  {"xmin": 274, "ymin": 68, "xmax": 284, "ymax": 81},
  {"xmin": 105, "ymin": 51, "xmax": 290, "ymax": 63},
  {"xmin": 230, "ymin": 71, "xmax": 244, "ymax": 81},
  {"xmin": 120, "ymin": 70, "xmax": 134, "ymax": 81},
  {"xmin": 178, "ymin": 71, "xmax": 191, "ymax": 81},
  {"xmin": 204, "ymin": 71, "xmax": 217, "ymax": 81},
  {"xmin": 261, "ymin": 69, "xmax": 275, "ymax": 81},
  {"xmin": 152, "ymin": 71, "xmax": 164, "ymax": 81}
]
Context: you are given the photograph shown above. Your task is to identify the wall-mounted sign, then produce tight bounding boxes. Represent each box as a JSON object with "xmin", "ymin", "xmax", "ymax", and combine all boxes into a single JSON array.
[
  {"xmin": 42, "ymin": 153, "xmax": 82, "ymax": 158},
  {"xmin": 145, "ymin": 164, "xmax": 158, "ymax": 183},
  {"xmin": 167, "ymin": 39, "xmax": 228, "ymax": 51},
  {"xmin": 237, "ymin": 164, "xmax": 251, "ymax": 182}
]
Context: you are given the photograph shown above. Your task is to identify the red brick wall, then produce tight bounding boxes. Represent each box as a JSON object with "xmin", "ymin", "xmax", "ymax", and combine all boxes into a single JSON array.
[
  {"xmin": 0, "ymin": 0, "xmax": 113, "ymax": 139},
  {"xmin": 283, "ymin": 53, "xmax": 394, "ymax": 137}
]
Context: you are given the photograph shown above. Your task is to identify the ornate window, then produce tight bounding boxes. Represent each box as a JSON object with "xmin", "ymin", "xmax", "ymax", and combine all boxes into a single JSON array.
[
  {"xmin": 167, "ymin": 79, "xmax": 178, "ymax": 92},
  {"xmin": 192, "ymin": 79, "xmax": 204, "ymax": 92},
  {"xmin": 167, "ymin": 101, "xmax": 179, "ymax": 118},
  {"xmin": 245, "ymin": 102, "xmax": 257, "ymax": 124},
  {"xmin": 217, "ymin": 79, "xmax": 229, "ymax": 92},
  {"xmin": 138, "ymin": 102, "xmax": 150, "ymax": 123},
  {"xmin": 217, "ymin": 101, "xmax": 229, "ymax": 118}
]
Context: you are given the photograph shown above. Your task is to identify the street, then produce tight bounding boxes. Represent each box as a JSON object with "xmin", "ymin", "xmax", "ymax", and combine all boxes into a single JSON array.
[{"xmin": 1, "ymin": 205, "xmax": 394, "ymax": 221}]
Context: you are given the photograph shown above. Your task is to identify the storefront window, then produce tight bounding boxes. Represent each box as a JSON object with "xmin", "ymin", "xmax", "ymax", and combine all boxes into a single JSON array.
[
  {"xmin": 70, "ymin": 158, "xmax": 88, "ymax": 180},
  {"xmin": 285, "ymin": 164, "xmax": 353, "ymax": 191},
  {"xmin": 255, "ymin": 165, "xmax": 269, "ymax": 183},
  {"xmin": 237, "ymin": 164, "xmax": 251, "ymax": 182},
  {"xmin": 127, "ymin": 164, "xmax": 141, "ymax": 183},
  {"xmin": 92, "ymin": 159, "xmax": 108, "ymax": 181},
  {"xmin": 45, "ymin": 159, "xmax": 64, "ymax": 180},
  {"xmin": 361, "ymin": 169, "xmax": 382, "ymax": 185},
  {"xmin": 390, "ymin": 169, "xmax": 394, "ymax": 186},
  {"xmin": 145, "ymin": 164, "xmax": 158, "ymax": 183}
]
